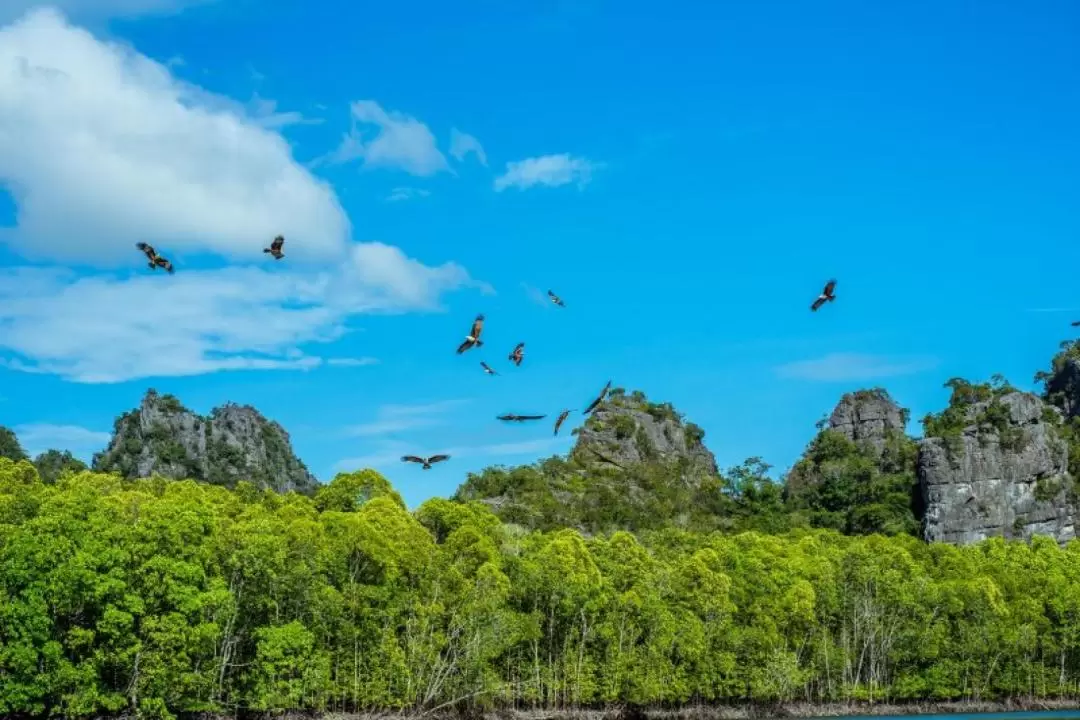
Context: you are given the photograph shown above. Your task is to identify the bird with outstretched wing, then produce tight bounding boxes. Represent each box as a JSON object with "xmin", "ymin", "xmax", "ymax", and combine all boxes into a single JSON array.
[
  {"xmin": 264, "ymin": 235, "xmax": 285, "ymax": 260},
  {"xmin": 584, "ymin": 380, "xmax": 612, "ymax": 414},
  {"xmin": 810, "ymin": 279, "xmax": 837, "ymax": 311},
  {"xmin": 136, "ymin": 242, "xmax": 174, "ymax": 274},
  {"xmin": 401, "ymin": 454, "xmax": 450, "ymax": 470},
  {"xmin": 480, "ymin": 361, "xmax": 498, "ymax": 375},
  {"xmin": 548, "ymin": 290, "xmax": 565, "ymax": 307},
  {"xmin": 509, "ymin": 342, "xmax": 525, "ymax": 367},
  {"xmin": 554, "ymin": 409, "xmax": 574, "ymax": 436},
  {"xmin": 497, "ymin": 413, "xmax": 547, "ymax": 422},
  {"xmin": 456, "ymin": 314, "xmax": 485, "ymax": 354}
]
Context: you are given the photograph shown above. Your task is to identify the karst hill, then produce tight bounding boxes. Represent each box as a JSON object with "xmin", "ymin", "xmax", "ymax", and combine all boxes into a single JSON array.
[{"xmin": 5, "ymin": 339, "xmax": 1080, "ymax": 545}]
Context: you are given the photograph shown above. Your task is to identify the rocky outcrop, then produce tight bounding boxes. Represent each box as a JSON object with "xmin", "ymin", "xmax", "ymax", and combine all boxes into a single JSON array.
[
  {"xmin": 920, "ymin": 391, "xmax": 1075, "ymax": 545},
  {"xmin": 570, "ymin": 387, "xmax": 719, "ymax": 484},
  {"xmin": 826, "ymin": 388, "xmax": 907, "ymax": 456},
  {"xmin": 92, "ymin": 389, "xmax": 317, "ymax": 494},
  {"xmin": 1039, "ymin": 340, "xmax": 1080, "ymax": 420}
]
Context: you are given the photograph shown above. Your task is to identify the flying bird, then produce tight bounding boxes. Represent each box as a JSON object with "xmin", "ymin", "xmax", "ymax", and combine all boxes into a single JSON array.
[
  {"xmin": 509, "ymin": 342, "xmax": 525, "ymax": 367},
  {"xmin": 480, "ymin": 361, "xmax": 498, "ymax": 375},
  {"xmin": 401, "ymin": 454, "xmax": 450, "ymax": 470},
  {"xmin": 135, "ymin": 242, "xmax": 174, "ymax": 274},
  {"xmin": 548, "ymin": 290, "xmax": 565, "ymax": 307},
  {"xmin": 456, "ymin": 314, "xmax": 485, "ymax": 354},
  {"xmin": 264, "ymin": 235, "xmax": 285, "ymax": 260},
  {"xmin": 497, "ymin": 414, "xmax": 547, "ymax": 422},
  {"xmin": 810, "ymin": 279, "xmax": 837, "ymax": 311},
  {"xmin": 584, "ymin": 380, "xmax": 613, "ymax": 415},
  {"xmin": 1072, "ymin": 321, "xmax": 1080, "ymax": 327},
  {"xmin": 554, "ymin": 409, "xmax": 574, "ymax": 436}
]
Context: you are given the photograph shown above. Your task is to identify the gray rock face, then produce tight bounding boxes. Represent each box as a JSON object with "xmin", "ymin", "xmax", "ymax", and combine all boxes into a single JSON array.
[
  {"xmin": 92, "ymin": 389, "xmax": 317, "ymax": 494},
  {"xmin": 827, "ymin": 388, "xmax": 907, "ymax": 456},
  {"xmin": 571, "ymin": 389, "xmax": 718, "ymax": 483},
  {"xmin": 920, "ymin": 391, "xmax": 1075, "ymax": 545}
]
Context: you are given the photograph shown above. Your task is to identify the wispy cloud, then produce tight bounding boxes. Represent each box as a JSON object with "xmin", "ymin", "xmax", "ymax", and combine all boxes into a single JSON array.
[
  {"xmin": 317, "ymin": 100, "xmax": 449, "ymax": 176},
  {"xmin": 449, "ymin": 128, "xmax": 487, "ymax": 166},
  {"xmin": 385, "ymin": 187, "xmax": 431, "ymax": 203},
  {"xmin": 327, "ymin": 357, "xmax": 379, "ymax": 367},
  {"xmin": 1026, "ymin": 307, "xmax": 1080, "ymax": 313},
  {"xmin": 494, "ymin": 153, "xmax": 596, "ymax": 192},
  {"xmin": 14, "ymin": 423, "xmax": 110, "ymax": 457},
  {"xmin": 344, "ymin": 399, "xmax": 469, "ymax": 437},
  {"xmin": 248, "ymin": 93, "xmax": 323, "ymax": 130},
  {"xmin": 775, "ymin": 352, "xmax": 938, "ymax": 382}
]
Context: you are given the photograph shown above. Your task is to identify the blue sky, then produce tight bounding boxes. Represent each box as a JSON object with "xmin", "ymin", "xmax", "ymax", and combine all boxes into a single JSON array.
[{"xmin": 0, "ymin": 0, "xmax": 1077, "ymax": 508}]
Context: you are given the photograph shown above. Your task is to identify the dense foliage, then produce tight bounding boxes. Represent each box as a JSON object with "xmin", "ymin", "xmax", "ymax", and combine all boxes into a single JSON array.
[{"xmin": 10, "ymin": 461, "xmax": 1080, "ymax": 718}]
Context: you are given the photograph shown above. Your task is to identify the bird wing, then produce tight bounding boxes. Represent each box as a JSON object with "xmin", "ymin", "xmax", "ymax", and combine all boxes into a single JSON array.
[
  {"xmin": 481, "ymin": 361, "xmax": 495, "ymax": 373},
  {"xmin": 554, "ymin": 411, "xmax": 569, "ymax": 434},
  {"xmin": 810, "ymin": 296, "xmax": 826, "ymax": 311},
  {"xmin": 585, "ymin": 381, "xmax": 612, "ymax": 413},
  {"xmin": 401, "ymin": 455, "xmax": 425, "ymax": 464},
  {"xmin": 513, "ymin": 342, "xmax": 524, "ymax": 353},
  {"xmin": 496, "ymin": 414, "xmax": 515, "ymax": 421},
  {"xmin": 136, "ymin": 242, "xmax": 156, "ymax": 259},
  {"xmin": 163, "ymin": 261, "xmax": 175, "ymax": 274},
  {"xmin": 519, "ymin": 414, "xmax": 546, "ymax": 421},
  {"xmin": 823, "ymin": 279, "xmax": 836, "ymax": 296},
  {"xmin": 271, "ymin": 235, "xmax": 284, "ymax": 252},
  {"xmin": 427, "ymin": 454, "xmax": 450, "ymax": 464},
  {"xmin": 470, "ymin": 315, "xmax": 484, "ymax": 338},
  {"xmin": 456, "ymin": 339, "xmax": 474, "ymax": 354},
  {"xmin": 1072, "ymin": 321, "xmax": 1080, "ymax": 327}
]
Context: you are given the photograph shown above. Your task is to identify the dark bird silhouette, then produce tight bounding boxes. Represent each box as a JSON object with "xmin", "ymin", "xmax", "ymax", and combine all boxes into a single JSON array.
[
  {"xmin": 548, "ymin": 290, "xmax": 565, "ymax": 307},
  {"xmin": 810, "ymin": 279, "xmax": 837, "ymax": 311},
  {"xmin": 509, "ymin": 342, "xmax": 525, "ymax": 366},
  {"xmin": 480, "ymin": 361, "xmax": 498, "ymax": 375},
  {"xmin": 497, "ymin": 413, "xmax": 546, "ymax": 422},
  {"xmin": 264, "ymin": 235, "xmax": 285, "ymax": 260},
  {"xmin": 401, "ymin": 454, "xmax": 450, "ymax": 470},
  {"xmin": 456, "ymin": 314, "xmax": 485, "ymax": 354},
  {"xmin": 554, "ymin": 409, "xmax": 574, "ymax": 436},
  {"xmin": 135, "ymin": 242, "xmax": 174, "ymax": 274},
  {"xmin": 1072, "ymin": 321, "xmax": 1080, "ymax": 327},
  {"xmin": 583, "ymin": 380, "xmax": 612, "ymax": 415}
]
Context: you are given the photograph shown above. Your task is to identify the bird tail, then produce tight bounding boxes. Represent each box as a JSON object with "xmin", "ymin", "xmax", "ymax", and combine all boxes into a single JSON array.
[{"xmin": 475, "ymin": 339, "xmax": 483, "ymax": 347}]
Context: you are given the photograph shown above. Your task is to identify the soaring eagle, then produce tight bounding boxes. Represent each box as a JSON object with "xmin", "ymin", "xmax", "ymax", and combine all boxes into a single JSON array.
[
  {"xmin": 456, "ymin": 314, "xmax": 485, "ymax": 354},
  {"xmin": 548, "ymin": 290, "xmax": 565, "ymax": 307},
  {"xmin": 509, "ymin": 342, "xmax": 525, "ymax": 366},
  {"xmin": 496, "ymin": 413, "xmax": 546, "ymax": 422},
  {"xmin": 401, "ymin": 454, "xmax": 450, "ymax": 470},
  {"xmin": 584, "ymin": 380, "xmax": 612, "ymax": 414},
  {"xmin": 810, "ymin": 279, "xmax": 837, "ymax": 311},
  {"xmin": 554, "ymin": 409, "xmax": 573, "ymax": 436},
  {"xmin": 135, "ymin": 242, "xmax": 174, "ymax": 274},
  {"xmin": 264, "ymin": 235, "xmax": 285, "ymax": 260},
  {"xmin": 480, "ymin": 361, "xmax": 498, "ymax": 375}
]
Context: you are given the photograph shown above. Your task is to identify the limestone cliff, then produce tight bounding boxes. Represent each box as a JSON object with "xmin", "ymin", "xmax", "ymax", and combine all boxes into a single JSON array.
[
  {"xmin": 92, "ymin": 389, "xmax": 317, "ymax": 494},
  {"xmin": 569, "ymin": 387, "xmax": 719, "ymax": 483},
  {"xmin": 919, "ymin": 388, "xmax": 1075, "ymax": 545},
  {"xmin": 825, "ymin": 388, "xmax": 909, "ymax": 456},
  {"xmin": 455, "ymin": 387, "xmax": 724, "ymax": 534}
]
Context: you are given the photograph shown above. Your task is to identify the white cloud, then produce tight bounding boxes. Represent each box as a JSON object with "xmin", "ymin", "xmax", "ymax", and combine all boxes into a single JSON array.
[
  {"xmin": 344, "ymin": 399, "xmax": 468, "ymax": 437},
  {"xmin": 0, "ymin": 246, "xmax": 487, "ymax": 383},
  {"xmin": 319, "ymin": 100, "xmax": 449, "ymax": 176},
  {"xmin": 493, "ymin": 153, "xmax": 596, "ymax": 192},
  {"xmin": 248, "ymin": 93, "xmax": 322, "ymax": 130},
  {"xmin": 385, "ymin": 187, "xmax": 431, "ymax": 203},
  {"xmin": 0, "ymin": 8, "xmax": 349, "ymax": 265},
  {"xmin": 449, "ymin": 128, "xmax": 487, "ymax": 166},
  {"xmin": 0, "ymin": 10, "xmax": 490, "ymax": 384},
  {"xmin": 775, "ymin": 353, "xmax": 939, "ymax": 382},
  {"xmin": 0, "ymin": 0, "xmax": 213, "ymax": 23},
  {"xmin": 327, "ymin": 357, "xmax": 379, "ymax": 367},
  {"xmin": 14, "ymin": 422, "xmax": 110, "ymax": 457}
]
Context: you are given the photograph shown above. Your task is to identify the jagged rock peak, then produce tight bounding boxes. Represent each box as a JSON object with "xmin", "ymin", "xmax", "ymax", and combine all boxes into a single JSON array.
[
  {"xmin": 92, "ymin": 388, "xmax": 317, "ymax": 494},
  {"xmin": 826, "ymin": 388, "xmax": 908, "ymax": 454},
  {"xmin": 1037, "ymin": 339, "xmax": 1080, "ymax": 420},
  {"xmin": 570, "ymin": 387, "xmax": 719, "ymax": 481},
  {"xmin": 919, "ymin": 387, "xmax": 1074, "ymax": 546}
]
